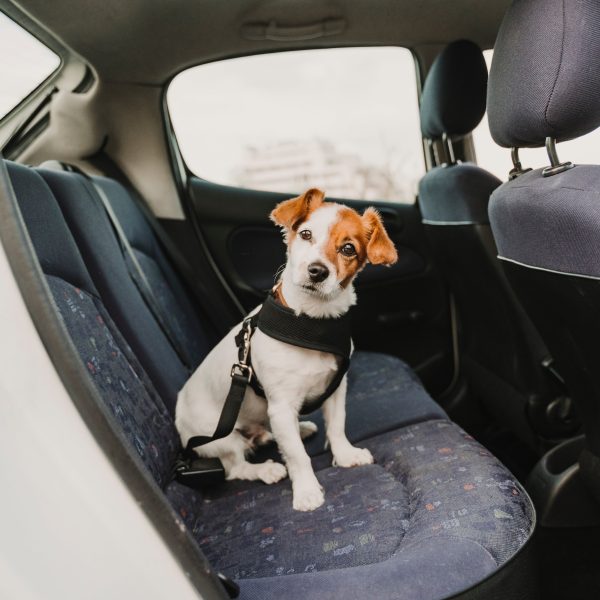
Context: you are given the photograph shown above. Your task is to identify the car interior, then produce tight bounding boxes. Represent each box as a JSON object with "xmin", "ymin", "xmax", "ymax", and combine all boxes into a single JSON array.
[{"xmin": 1, "ymin": 0, "xmax": 600, "ymax": 598}]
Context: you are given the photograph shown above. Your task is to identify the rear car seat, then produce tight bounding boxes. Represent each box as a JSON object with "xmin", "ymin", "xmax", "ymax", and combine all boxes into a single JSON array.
[
  {"xmin": 5, "ymin": 159, "xmax": 537, "ymax": 598},
  {"xmin": 37, "ymin": 163, "xmax": 446, "ymax": 451}
]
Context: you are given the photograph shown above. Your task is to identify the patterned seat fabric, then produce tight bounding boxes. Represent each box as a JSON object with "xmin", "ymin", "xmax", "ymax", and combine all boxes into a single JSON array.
[
  {"xmin": 9, "ymin": 159, "xmax": 536, "ymax": 599},
  {"xmin": 166, "ymin": 420, "xmax": 534, "ymax": 599}
]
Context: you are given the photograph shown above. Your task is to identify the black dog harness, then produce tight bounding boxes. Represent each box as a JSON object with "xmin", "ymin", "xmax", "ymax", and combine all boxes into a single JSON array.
[{"xmin": 183, "ymin": 290, "xmax": 352, "ymax": 457}]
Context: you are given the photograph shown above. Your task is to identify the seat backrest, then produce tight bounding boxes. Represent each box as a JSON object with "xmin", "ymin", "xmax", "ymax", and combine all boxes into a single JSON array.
[
  {"xmin": 487, "ymin": 0, "xmax": 600, "ymax": 497},
  {"xmin": 418, "ymin": 40, "xmax": 562, "ymax": 445},
  {"xmin": 93, "ymin": 174, "xmax": 215, "ymax": 366},
  {"xmin": 37, "ymin": 167, "xmax": 211, "ymax": 413},
  {"xmin": 7, "ymin": 161, "xmax": 180, "ymax": 488}
]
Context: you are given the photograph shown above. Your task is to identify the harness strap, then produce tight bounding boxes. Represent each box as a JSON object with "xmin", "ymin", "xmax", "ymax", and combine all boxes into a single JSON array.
[
  {"xmin": 184, "ymin": 291, "xmax": 353, "ymax": 456},
  {"xmin": 300, "ymin": 355, "xmax": 350, "ymax": 415},
  {"xmin": 256, "ymin": 293, "xmax": 352, "ymax": 413}
]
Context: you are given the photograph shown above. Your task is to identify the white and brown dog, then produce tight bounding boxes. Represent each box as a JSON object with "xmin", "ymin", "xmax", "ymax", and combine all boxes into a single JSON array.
[{"xmin": 175, "ymin": 188, "xmax": 397, "ymax": 511}]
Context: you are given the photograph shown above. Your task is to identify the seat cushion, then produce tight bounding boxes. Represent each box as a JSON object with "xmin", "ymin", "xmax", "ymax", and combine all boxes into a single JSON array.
[
  {"xmin": 304, "ymin": 351, "xmax": 447, "ymax": 456},
  {"xmin": 166, "ymin": 418, "xmax": 534, "ymax": 599}
]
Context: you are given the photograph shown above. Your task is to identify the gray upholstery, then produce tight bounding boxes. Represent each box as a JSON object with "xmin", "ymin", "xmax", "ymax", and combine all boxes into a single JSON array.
[
  {"xmin": 420, "ymin": 39, "xmax": 488, "ymax": 139},
  {"xmin": 419, "ymin": 162, "xmax": 500, "ymax": 224},
  {"xmin": 488, "ymin": 0, "xmax": 600, "ymax": 148},
  {"xmin": 489, "ymin": 164, "xmax": 600, "ymax": 277},
  {"xmin": 167, "ymin": 419, "xmax": 535, "ymax": 600}
]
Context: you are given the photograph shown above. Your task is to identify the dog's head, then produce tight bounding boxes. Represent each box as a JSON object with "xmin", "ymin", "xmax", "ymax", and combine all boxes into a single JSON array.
[{"xmin": 270, "ymin": 188, "xmax": 398, "ymax": 299}]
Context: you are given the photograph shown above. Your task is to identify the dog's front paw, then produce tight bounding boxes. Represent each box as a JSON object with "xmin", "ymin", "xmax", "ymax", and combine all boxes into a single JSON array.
[
  {"xmin": 299, "ymin": 420, "xmax": 318, "ymax": 440},
  {"xmin": 257, "ymin": 460, "xmax": 288, "ymax": 484},
  {"xmin": 333, "ymin": 446, "xmax": 374, "ymax": 468},
  {"xmin": 293, "ymin": 481, "xmax": 325, "ymax": 512}
]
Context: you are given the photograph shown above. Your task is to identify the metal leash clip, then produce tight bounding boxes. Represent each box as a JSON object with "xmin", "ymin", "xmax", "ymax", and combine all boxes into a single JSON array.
[{"xmin": 231, "ymin": 317, "xmax": 254, "ymax": 380}]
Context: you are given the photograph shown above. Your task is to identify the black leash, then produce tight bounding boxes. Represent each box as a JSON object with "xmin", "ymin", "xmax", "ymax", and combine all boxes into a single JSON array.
[{"xmin": 183, "ymin": 316, "xmax": 257, "ymax": 458}]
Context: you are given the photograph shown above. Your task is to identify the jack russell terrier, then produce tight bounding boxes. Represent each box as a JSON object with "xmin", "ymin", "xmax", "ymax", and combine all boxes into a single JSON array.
[{"xmin": 175, "ymin": 188, "xmax": 397, "ymax": 511}]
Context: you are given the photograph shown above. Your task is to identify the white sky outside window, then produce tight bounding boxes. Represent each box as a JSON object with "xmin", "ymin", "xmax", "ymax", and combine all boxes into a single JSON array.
[
  {"xmin": 168, "ymin": 47, "xmax": 424, "ymax": 203},
  {"xmin": 473, "ymin": 49, "xmax": 600, "ymax": 180},
  {"xmin": 0, "ymin": 12, "xmax": 60, "ymax": 120}
]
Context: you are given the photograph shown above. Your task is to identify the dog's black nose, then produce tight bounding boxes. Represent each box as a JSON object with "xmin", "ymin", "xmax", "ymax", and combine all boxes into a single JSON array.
[{"xmin": 308, "ymin": 262, "xmax": 329, "ymax": 283}]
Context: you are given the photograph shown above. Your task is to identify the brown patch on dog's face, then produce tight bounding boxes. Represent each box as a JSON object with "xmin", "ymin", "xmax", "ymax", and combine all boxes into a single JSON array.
[
  {"xmin": 324, "ymin": 206, "xmax": 398, "ymax": 288},
  {"xmin": 270, "ymin": 188, "xmax": 325, "ymax": 242},
  {"xmin": 324, "ymin": 207, "xmax": 369, "ymax": 287}
]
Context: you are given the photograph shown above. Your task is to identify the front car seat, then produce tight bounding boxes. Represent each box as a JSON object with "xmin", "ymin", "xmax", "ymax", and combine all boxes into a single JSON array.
[
  {"xmin": 487, "ymin": 0, "xmax": 600, "ymax": 501},
  {"xmin": 418, "ymin": 40, "xmax": 573, "ymax": 448}
]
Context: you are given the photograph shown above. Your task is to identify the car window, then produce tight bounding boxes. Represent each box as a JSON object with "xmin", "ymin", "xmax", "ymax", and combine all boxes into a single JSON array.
[
  {"xmin": 0, "ymin": 12, "xmax": 60, "ymax": 120},
  {"xmin": 473, "ymin": 49, "xmax": 600, "ymax": 180},
  {"xmin": 168, "ymin": 47, "xmax": 424, "ymax": 203}
]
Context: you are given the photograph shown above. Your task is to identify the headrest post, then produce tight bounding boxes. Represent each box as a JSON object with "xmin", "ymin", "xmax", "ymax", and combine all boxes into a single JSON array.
[
  {"xmin": 508, "ymin": 147, "xmax": 531, "ymax": 181},
  {"xmin": 442, "ymin": 133, "xmax": 456, "ymax": 166},
  {"xmin": 542, "ymin": 137, "xmax": 575, "ymax": 177},
  {"xmin": 431, "ymin": 139, "xmax": 441, "ymax": 167},
  {"xmin": 426, "ymin": 138, "xmax": 436, "ymax": 168}
]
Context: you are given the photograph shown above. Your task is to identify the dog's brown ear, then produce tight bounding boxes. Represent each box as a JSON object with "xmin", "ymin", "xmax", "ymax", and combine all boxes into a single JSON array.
[
  {"xmin": 270, "ymin": 188, "xmax": 325, "ymax": 230},
  {"xmin": 362, "ymin": 207, "xmax": 398, "ymax": 266}
]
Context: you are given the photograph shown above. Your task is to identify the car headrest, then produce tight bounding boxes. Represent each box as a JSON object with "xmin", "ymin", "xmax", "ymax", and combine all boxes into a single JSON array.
[
  {"xmin": 488, "ymin": 0, "xmax": 600, "ymax": 148},
  {"xmin": 420, "ymin": 40, "xmax": 488, "ymax": 140}
]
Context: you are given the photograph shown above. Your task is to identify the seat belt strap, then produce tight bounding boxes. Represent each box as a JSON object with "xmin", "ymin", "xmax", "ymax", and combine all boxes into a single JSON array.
[
  {"xmin": 89, "ymin": 153, "xmax": 245, "ymax": 324},
  {"xmin": 77, "ymin": 168, "xmax": 195, "ymax": 372}
]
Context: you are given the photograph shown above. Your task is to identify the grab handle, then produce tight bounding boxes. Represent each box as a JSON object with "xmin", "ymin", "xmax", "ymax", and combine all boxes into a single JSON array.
[{"xmin": 241, "ymin": 18, "xmax": 346, "ymax": 42}]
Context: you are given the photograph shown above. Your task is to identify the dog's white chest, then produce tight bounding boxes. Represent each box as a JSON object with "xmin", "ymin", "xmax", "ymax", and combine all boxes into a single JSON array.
[{"xmin": 250, "ymin": 328, "xmax": 340, "ymax": 405}]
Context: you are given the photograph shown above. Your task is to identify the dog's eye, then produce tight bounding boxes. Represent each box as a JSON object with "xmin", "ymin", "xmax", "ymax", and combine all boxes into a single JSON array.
[
  {"xmin": 340, "ymin": 243, "xmax": 356, "ymax": 257},
  {"xmin": 299, "ymin": 230, "xmax": 312, "ymax": 241}
]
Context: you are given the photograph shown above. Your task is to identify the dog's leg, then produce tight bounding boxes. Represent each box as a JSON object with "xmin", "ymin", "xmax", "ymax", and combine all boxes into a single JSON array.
[
  {"xmin": 268, "ymin": 401, "xmax": 324, "ymax": 511},
  {"xmin": 197, "ymin": 431, "xmax": 287, "ymax": 485},
  {"xmin": 322, "ymin": 377, "xmax": 374, "ymax": 468}
]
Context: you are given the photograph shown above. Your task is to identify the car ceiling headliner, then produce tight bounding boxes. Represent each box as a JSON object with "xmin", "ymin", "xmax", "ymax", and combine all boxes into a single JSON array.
[{"xmin": 11, "ymin": 0, "xmax": 510, "ymax": 85}]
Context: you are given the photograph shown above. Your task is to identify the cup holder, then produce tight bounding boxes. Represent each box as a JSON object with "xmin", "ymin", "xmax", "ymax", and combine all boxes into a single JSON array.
[{"xmin": 527, "ymin": 435, "xmax": 600, "ymax": 527}]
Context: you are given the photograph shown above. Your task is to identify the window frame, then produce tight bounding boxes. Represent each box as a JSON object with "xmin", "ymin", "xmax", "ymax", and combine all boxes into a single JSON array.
[{"xmin": 163, "ymin": 45, "xmax": 426, "ymax": 203}]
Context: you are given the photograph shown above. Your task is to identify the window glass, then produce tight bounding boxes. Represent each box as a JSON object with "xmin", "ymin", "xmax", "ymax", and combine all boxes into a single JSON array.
[
  {"xmin": 168, "ymin": 47, "xmax": 424, "ymax": 203},
  {"xmin": 0, "ymin": 12, "xmax": 60, "ymax": 120},
  {"xmin": 473, "ymin": 50, "xmax": 600, "ymax": 180}
]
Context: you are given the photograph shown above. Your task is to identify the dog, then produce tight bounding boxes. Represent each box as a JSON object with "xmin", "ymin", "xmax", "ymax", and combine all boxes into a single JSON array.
[{"xmin": 175, "ymin": 188, "xmax": 398, "ymax": 511}]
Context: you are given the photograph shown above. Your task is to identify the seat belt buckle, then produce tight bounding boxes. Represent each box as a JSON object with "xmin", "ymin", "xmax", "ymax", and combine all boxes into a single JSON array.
[{"xmin": 174, "ymin": 456, "xmax": 225, "ymax": 488}]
